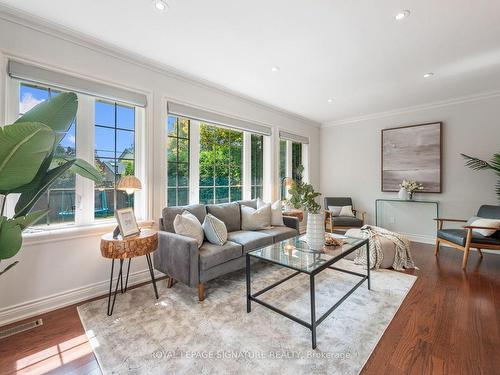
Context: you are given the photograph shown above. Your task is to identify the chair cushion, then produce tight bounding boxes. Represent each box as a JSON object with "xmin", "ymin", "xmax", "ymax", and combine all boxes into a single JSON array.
[
  {"xmin": 437, "ymin": 229, "xmax": 500, "ymax": 247},
  {"xmin": 331, "ymin": 216, "xmax": 363, "ymax": 227},
  {"xmin": 227, "ymin": 230, "xmax": 274, "ymax": 252},
  {"xmin": 257, "ymin": 227, "xmax": 298, "ymax": 242},
  {"xmin": 162, "ymin": 204, "xmax": 206, "ymax": 233},
  {"xmin": 199, "ymin": 241, "xmax": 242, "ymax": 270},
  {"xmin": 206, "ymin": 202, "xmax": 241, "ymax": 232}
]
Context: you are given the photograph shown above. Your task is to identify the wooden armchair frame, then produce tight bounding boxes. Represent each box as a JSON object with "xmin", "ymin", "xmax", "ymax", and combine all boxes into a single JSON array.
[
  {"xmin": 434, "ymin": 218, "xmax": 500, "ymax": 269},
  {"xmin": 325, "ymin": 209, "xmax": 366, "ymax": 233}
]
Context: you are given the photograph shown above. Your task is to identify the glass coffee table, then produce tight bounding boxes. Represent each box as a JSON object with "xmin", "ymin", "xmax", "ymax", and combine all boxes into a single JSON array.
[{"xmin": 246, "ymin": 235, "xmax": 370, "ymax": 349}]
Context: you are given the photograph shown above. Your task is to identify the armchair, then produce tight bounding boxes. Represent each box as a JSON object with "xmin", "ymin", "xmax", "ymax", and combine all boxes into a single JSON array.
[
  {"xmin": 434, "ymin": 205, "xmax": 500, "ymax": 270},
  {"xmin": 324, "ymin": 197, "xmax": 365, "ymax": 232}
]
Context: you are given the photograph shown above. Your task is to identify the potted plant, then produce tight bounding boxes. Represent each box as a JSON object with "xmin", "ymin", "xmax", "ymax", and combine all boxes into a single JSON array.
[
  {"xmin": 0, "ymin": 92, "xmax": 102, "ymax": 276},
  {"xmin": 462, "ymin": 152, "xmax": 500, "ymax": 203},
  {"xmin": 399, "ymin": 179, "xmax": 424, "ymax": 200},
  {"xmin": 287, "ymin": 165, "xmax": 323, "ymax": 250}
]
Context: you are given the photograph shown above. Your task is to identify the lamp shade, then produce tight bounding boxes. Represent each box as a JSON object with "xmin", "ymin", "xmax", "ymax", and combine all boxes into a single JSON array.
[{"xmin": 117, "ymin": 176, "xmax": 142, "ymax": 195}]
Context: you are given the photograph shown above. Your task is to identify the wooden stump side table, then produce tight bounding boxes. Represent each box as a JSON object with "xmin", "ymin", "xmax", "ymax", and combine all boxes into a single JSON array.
[{"xmin": 100, "ymin": 230, "xmax": 159, "ymax": 316}]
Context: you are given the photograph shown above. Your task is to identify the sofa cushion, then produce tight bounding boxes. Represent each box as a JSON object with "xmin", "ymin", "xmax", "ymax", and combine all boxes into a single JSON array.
[
  {"xmin": 437, "ymin": 229, "xmax": 500, "ymax": 247},
  {"xmin": 331, "ymin": 216, "xmax": 363, "ymax": 227},
  {"xmin": 199, "ymin": 241, "xmax": 242, "ymax": 270},
  {"xmin": 227, "ymin": 230, "xmax": 274, "ymax": 252},
  {"xmin": 241, "ymin": 204, "xmax": 271, "ymax": 230},
  {"xmin": 173, "ymin": 211, "xmax": 204, "ymax": 248},
  {"xmin": 206, "ymin": 202, "xmax": 241, "ymax": 232},
  {"xmin": 162, "ymin": 204, "xmax": 206, "ymax": 233},
  {"xmin": 237, "ymin": 199, "xmax": 257, "ymax": 209},
  {"xmin": 258, "ymin": 226, "xmax": 298, "ymax": 242}
]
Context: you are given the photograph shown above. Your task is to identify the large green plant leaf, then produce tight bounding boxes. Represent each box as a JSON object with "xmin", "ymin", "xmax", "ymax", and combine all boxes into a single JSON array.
[
  {"xmin": 15, "ymin": 92, "xmax": 77, "ymax": 145},
  {"xmin": 0, "ymin": 122, "xmax": 55, "ymax": 193},
  {"xmin": 70, "ymin": 159, "xmax": 103, "ymax": 182},
  {"xmin": 14, "ymin": 158, "xmax": 101, "ymax": 217},
  {"xmin": 0, "ymin": 209, "xmax": 48, "ymax": 259}
]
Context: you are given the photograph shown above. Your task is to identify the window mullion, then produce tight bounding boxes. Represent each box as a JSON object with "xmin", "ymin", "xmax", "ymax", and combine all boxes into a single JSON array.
[
  {"xmin": 242, "ymin": 132, "xmax": 252, "ymax": 200},
  {"xmin": 75, "ymin": 94, "xmax": 95, "ymax": 225}
]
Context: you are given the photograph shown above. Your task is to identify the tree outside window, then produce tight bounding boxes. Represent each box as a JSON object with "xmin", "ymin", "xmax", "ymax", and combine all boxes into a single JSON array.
[{"xmin": 167, "ymin": 116, "xmax": 190, "ymax": 206}]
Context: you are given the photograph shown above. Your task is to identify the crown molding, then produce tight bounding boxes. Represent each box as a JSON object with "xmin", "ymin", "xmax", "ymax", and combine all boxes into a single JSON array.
[
  {"xmin": 322, "ymin": 90, "xmax": 500, "ymax": 128},
  {"xmin": 0, "ymin": 4, "xmax": 320, "ymax": 128}
]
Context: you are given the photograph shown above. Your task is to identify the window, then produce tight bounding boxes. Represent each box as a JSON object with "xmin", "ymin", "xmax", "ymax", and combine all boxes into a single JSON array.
[
  {"xmin": 94, "ymin": 100, "xmax": 135, "ymax": 219},
  {"xmin": 18, "ymin": 83, "xmax": 76, "ymax": 225},
  {"xmin": 279, "ymin": 140, "xmax": 287, "ymax": 198},
  {"xmin": 167, "ymin": 116, "xmax": 190, "ymax": 206},
  {"xmin": 291, "ymin": 142, "xmax": 302, "ymax": 181},
  {"xmin": 199, "ymin": 124, "xmax": 242, "ymax": 204},
  {"xmin": 250, "ymin": 134, "xmax": 264, "ymax": 199}
]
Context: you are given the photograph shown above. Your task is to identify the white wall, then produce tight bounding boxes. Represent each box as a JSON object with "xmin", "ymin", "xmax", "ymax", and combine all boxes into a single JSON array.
[
  {"xmin": 0, "ymin": 11, "xmax": 320, "ymax": 325},
  {"xmin": 320, "ymin": 95, "xmax": 499, "ymax": 242}
]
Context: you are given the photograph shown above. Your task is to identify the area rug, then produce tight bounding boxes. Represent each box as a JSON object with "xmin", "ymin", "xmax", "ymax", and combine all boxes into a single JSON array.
[{"xmin": 78, "ymin": 260, "xmax": 416, "ymax": 374}]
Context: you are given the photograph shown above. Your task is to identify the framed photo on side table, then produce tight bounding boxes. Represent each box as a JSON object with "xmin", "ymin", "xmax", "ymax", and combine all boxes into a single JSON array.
[{"xmin": 115, "ymin": 207, "xmax": 140, "ymax": 238}]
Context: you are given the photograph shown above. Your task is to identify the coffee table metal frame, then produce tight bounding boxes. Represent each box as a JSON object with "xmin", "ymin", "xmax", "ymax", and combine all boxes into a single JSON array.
[{"xmin": 245, "ymin": 238, "xmax": 370, "ymax": 349}]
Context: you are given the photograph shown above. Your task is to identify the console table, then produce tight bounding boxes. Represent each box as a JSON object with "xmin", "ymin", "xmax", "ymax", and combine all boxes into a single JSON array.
[{"xmin": 375, "ymin": 199, "xmax": 439, "ymax": 226}]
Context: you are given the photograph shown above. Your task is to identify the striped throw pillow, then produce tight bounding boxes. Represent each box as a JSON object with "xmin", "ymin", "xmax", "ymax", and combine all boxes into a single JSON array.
[{"xmin": 202, "ymin": 213, "xmax": 228, "ymax": 245}]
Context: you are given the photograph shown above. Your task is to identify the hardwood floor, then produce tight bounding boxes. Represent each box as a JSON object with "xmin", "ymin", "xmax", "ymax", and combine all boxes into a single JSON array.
[{"xmin": 0, "ymin": 243, "xmax": 499, "ymax": 374}]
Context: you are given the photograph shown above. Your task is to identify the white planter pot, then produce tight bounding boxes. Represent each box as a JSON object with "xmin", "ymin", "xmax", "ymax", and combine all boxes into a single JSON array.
[
  {"xmin": 306, "ymin": 213, "xmax": 325, "ymax": 250},
  {"xmin": 398, "ymin": 188, "xmax": 408, "ymax": 200}
]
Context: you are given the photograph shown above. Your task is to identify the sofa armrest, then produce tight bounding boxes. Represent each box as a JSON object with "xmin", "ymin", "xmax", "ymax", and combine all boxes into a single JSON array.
[
  {"xmin": 283, "ymin": 215, "xmax": 300, "ymax": 232},
  {"xmin": 153, "ymin": 231, "xmax": 200, "ymax": 288}
]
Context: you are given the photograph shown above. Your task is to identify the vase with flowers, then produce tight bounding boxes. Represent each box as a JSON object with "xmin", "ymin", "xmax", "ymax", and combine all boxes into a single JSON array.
[{"xmin": 399, "ymin": 179, "xmax": 424, "ymax": 200}]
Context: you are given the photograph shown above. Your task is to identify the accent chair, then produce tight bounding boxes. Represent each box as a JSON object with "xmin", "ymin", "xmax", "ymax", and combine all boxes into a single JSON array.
[
  {"xmin": 434, "ymin": 205, "xmax": 500, "ymax": 270},
  {"xmin": 324, "ymin": 197, "xmax": 365, "ymax": 232}
]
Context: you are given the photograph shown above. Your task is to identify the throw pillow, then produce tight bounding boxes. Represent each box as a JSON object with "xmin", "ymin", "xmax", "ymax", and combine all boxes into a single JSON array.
[
  {"xmin": 328, "ymin": 206, "xmax": 342, "ymax": 217},
  {"xmin": 339, "ymin": 205, "xmax": 355, "ymax": 217},
  {"xmin": 202, "ymin": 213, "xmax": 228, "ymax": 245},
  {"xmin": 241, "ymin": 204, "xmax": 272, "ymax": 230},
  {"xmin": 469, "ymin": 218, "xmax": 500, "ymax": 237},
  {"xmin": 173, "ymin": 211, "xmax": 204, "ymax": 248},
  {"xmin": 256, "ymin": 198, "xmax": 284, "ymax": 226}
]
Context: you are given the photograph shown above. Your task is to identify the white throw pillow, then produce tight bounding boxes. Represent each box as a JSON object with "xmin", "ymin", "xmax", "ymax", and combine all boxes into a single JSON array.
[
  {"xmin": 328, "ymin": 206, "xmax": 342, "ymax": 217},
  {"xmin": 202, "ymin": 214, "xmax": 227, "ymax": 245},
  {"xmin": 470, "ymin": 218, "xmax": 500, "ymax": 237},
  {"xmin": 173, "ymin": 211, "xmax": 204, "ymax": 248},
  {"xmin": 256, "ymin": 198, "xmax": 284, "ymax": 226},
  {"xmin": 339, "ymin": 205, "xmax": 355, "ymax": 217},
  {"xmin": 241, "ymin": 204, "xmax": 271, "ymax": 230},
  {"xmin": 271, "ymin": 200, "xmax": 284, "ymax": 226}
]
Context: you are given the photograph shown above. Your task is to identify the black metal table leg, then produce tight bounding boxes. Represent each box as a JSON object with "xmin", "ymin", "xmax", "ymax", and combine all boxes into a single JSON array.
[
  {"xmin": 367, "ymin": 243, "xmax": 371, "ymax": 290},
  {"xmin": 107, "ymin": 259, "xmax": 124, "ymax": 316},
  {"xmin": 310, "ymin": 274, "xmax": 317, "ymax": 349},
  {"xmin": 124, "ymin": 259, "xmax": 131, "ymax": 292},
  {"xmin": 146, "ymin": 254, "xmax": 159, "ymax": 299},
  {"xmin": 246, "ymin": 253, "xmax": 251, "ymax": 313}
]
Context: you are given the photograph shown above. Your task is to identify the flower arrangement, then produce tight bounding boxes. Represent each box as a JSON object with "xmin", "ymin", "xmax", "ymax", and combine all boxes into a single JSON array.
[{"xmin": 399, "ymin": 179, "xmax": 424, "ymax": 199}]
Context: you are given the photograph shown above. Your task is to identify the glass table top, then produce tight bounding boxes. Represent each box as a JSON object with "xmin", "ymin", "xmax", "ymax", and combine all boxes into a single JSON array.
[{"xmin": 248, "ymin": 235, "xmax": 367, "ymax": 274}]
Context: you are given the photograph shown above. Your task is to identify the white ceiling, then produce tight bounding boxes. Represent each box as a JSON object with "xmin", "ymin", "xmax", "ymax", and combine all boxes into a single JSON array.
[{"xmin": 2, "ymin": 0, "xmax": 500, "ymax": 124}]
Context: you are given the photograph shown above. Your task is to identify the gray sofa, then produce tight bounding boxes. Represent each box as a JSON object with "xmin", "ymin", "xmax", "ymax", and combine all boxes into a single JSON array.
[{"xmin": 153, "ymin": 199, "xmax": 299, "ymax": 300}]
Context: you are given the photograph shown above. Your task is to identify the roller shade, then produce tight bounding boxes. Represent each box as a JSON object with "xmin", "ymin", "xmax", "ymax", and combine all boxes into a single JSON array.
[
  {"xmin": 8, "ymin": 60, "xmax": 147, "ymax": 107},
  {"xmin": 168, "ymin": 101, "xmax": 272, "ymax": 136},
  {"xmin": 279, "ymin": 130, "xmax": 309, "ymax": 144}
]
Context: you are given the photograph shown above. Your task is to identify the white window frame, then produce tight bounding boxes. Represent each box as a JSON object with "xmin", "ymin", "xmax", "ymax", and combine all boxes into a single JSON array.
[{"xmin": 5, "ymin": 78, "xmax": 145, "ymax": 228}]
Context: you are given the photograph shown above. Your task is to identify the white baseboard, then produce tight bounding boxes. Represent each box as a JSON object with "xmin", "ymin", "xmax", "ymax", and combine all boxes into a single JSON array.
[
  {"xmin": 405, "ymin": 233, "xmax": 436, "ymax": 245},
  {"xmin": 0, "ymin": 268, "xmax": 164, "ymax": 327}
]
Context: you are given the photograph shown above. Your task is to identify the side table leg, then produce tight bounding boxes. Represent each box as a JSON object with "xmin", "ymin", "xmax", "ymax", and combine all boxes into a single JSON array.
[
  {"xmin": 124, "ymin": 259, "xmax": 131, "ymax": 292},
  {"xmin": 246, "ymin": 254, "xmax": 251, "ymax": 313},
  {"xmin": 107, "ymin": 259, "xmax": 115, "ymax": 316},
  {"xmin": 146, "ymin": 254, "xmax": 159, "ymax": 299},
  {"xmin": 107, "ymin": 259, "xmax": 123, "ymax": 316},
  {"xmin": 310, "ymin": 274, "xmax": 317, "ymax": 349}
]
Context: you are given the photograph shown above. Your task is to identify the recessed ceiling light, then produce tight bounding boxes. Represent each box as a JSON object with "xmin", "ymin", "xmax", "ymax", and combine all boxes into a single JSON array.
[
  {"xmin": 423, "ymin": 72, "xmax": 434, "ymax": 78},
  {"xmin": 327, "ymin": 98, "xmax": 333, "ymax": 103},
  {"xmin": 395, "ymin": 10, "xmax": 410, "ymax": 20},
  {"xmin": 155, "ymin": 0, "xmax": 168, "ymax": 11},
  {"xmin": 271, "ymin": 66, "xmax": 280, "ymax": 72}
]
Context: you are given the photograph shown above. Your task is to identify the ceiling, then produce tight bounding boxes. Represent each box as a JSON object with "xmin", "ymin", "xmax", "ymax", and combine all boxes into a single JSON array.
[{"xmin": 2, "ymin": 0, "xmax": 500, "ymax": 124}]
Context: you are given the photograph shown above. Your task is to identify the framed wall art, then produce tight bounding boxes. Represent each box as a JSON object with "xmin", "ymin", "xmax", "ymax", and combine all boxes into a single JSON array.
[{"xmin": 381, "ymin": 122, "xmax": 442, "ymax": 193}]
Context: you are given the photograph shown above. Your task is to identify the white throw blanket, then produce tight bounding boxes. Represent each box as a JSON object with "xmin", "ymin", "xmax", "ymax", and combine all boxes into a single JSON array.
[{"xmin": 349, "ymin": 225, "xmax": 415, "ymax": 271}]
